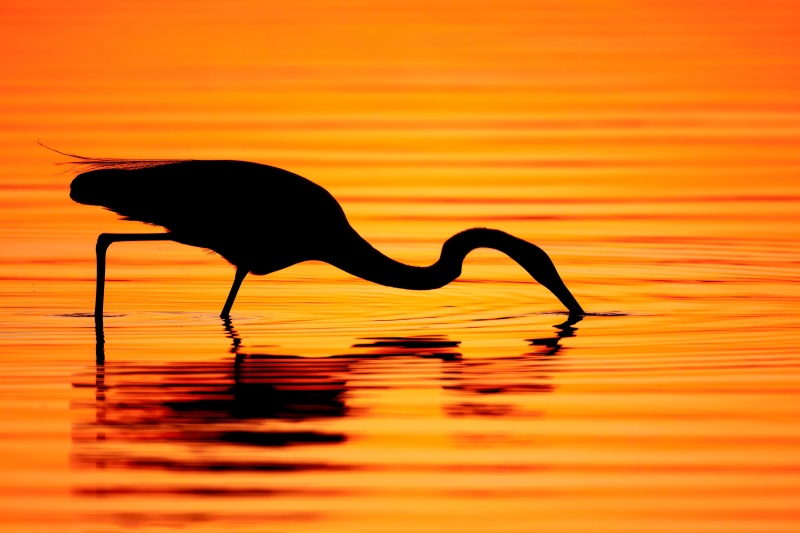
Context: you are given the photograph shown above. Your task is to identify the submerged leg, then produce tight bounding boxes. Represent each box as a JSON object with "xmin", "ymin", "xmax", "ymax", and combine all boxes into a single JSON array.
[
  {"xmin": 94, "ymin": 232, "xmax": 175, "ymax": 328},
  {"xmin": 220, "ymin": 266, "xmax": 248, "ymax": 319}
]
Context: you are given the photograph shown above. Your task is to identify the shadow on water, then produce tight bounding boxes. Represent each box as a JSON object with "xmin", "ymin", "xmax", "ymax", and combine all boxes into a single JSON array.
[{"xmin": 73, "ymin": 315, "xmax": 581, "ymax": 485}]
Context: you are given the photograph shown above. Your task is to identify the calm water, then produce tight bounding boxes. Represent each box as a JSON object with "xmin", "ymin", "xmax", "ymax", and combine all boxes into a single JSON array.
[
  {"xmin": 3, "ymin": 1, "xmax": 800, "ymax": 531},
  {"xmin": 1, "ymin": 189, "xmax": 798, "ymax": 532}
]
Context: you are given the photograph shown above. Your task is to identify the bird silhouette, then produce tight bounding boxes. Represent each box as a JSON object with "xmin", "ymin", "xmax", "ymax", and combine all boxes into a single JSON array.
[{"xmin": 68, "ymin": 158, "xmax": 584, "ymax": 323}]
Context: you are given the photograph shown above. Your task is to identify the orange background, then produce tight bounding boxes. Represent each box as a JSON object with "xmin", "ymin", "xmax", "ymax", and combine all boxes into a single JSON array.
[
  {"xmin": 4, "ymin": 0, "xmax": 800, "ymax": 191},
  {"xmin": 1, "ymin": 2, "xmax": 800, "ymax": 532},
  {"xmin": 3, "ymin": 0, "xmax": 800, "ymax": 307}
]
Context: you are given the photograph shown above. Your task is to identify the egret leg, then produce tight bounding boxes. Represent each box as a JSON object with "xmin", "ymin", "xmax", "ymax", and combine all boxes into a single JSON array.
[
  {"xmin": 94, "ymin": 232, "xmax": 175, "ymax": 329},
  {"xmin": 221, "ymin": 266, "xmax": 248, "ymax": 319}
]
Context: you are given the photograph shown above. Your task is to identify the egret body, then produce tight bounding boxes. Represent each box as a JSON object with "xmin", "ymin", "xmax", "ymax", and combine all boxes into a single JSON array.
[{"xmin": 69, "ymin": 160, "xmax": 584, "ymax": 322}]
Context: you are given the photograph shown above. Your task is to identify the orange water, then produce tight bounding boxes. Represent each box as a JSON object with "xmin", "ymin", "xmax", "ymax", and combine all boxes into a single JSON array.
[{"xmin": 1, "ymin": 2, "xmax": 800, "ymax": 531}]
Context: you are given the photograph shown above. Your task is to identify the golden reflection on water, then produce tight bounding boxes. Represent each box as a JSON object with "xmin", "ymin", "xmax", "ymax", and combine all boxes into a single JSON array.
[{"xmin": 2, "ymin": 1, "xmax": 800, "ymax": 531}]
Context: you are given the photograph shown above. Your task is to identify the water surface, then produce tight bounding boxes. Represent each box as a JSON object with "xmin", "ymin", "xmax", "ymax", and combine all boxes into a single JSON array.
[{"xmin": 1, "ymin": 1, "xmax": 800, "ymax": 531}]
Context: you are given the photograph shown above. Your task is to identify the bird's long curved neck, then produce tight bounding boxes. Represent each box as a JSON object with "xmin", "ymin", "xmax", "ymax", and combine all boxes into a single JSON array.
[{"xmin": 326, "ymin": 227, "xmax": 584, "ymax": 314}]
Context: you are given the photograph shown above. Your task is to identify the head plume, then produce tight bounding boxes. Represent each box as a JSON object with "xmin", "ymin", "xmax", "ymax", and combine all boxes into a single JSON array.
[{"xmin": 39, "ymin": 140, "xmax": 187, "ymax": 172}]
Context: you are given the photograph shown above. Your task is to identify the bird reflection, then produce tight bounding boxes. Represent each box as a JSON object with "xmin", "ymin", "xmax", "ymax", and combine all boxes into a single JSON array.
[
  {"xmin": 526, "ymin": 315, "xmax": 581, "ymax": 356},
  {"xmin": 75, "ymin": 316, "xmax": 581, "ymax": 478},
  {"xmin": 443, "ymin": 315, "xmax": 581, "ymax": 416}
]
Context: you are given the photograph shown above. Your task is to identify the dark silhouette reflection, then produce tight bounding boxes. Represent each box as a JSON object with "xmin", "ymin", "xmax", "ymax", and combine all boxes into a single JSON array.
[
  {"xmin": 95, "ymin": 320, "xmax": 105, "ymax": 365},
  {"xmin": 443, "ymin": 315, "xmax": 582, "ymax": 417},
  {"xmin": 526, "ymin": 314, "xmax": 581, "ymax": 356},
  {"xmin": 74, "ymin": 316, "xmax": 580, "ymax": 484},
  {"xmin": 61, "ymin": 155, "xmax": 583, "ymax": 325}
]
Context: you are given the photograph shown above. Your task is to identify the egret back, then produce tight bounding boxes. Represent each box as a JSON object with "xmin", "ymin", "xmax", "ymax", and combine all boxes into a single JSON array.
[{"xmin": 70, "ymin": 160, "xmax": 354, "ymax": 272}]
